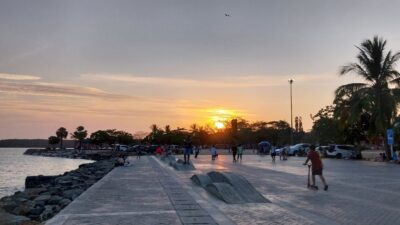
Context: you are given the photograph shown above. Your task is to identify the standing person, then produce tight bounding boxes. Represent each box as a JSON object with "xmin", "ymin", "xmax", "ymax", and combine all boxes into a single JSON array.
[
  {"xmin": 155, "ymin": 146, "xmax": 163, "ymax": 155},
  {"xmin": 303, "ymin": 145, "xmax": 328, "ymax": 191},
  {"xmin": 283, "ymin": 145, "xmax": 289, "ymax": 160},
  {"xmin": 137, "ymin": 147, "xmax": 142, "ymax": 159},
  {"xmin": 271, "ymin": 146, "xmax": 277, "ymax": 162},
  {"xmin": 237, "ymin": 144, "xmax": 244, "ymax": 162},
  {"xmin": 231, "ymin": 144, "xmax": 238, "ymax": 163},
  {"xmin": 194, "ymin": 146, "xmax": 200, "ymax": 158},
  {"xmin": 210, "ymin": 145, "xmax": 217, "ymax": 161},
  {"xmin": 184, "ymin": 138, "xmax": 193, "ymax": 164}
]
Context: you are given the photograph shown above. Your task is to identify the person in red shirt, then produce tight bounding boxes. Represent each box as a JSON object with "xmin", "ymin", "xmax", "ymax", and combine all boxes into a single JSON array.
[{"xmin": 304, "ymin": 145, "xmax": 328, "ymax": 191}]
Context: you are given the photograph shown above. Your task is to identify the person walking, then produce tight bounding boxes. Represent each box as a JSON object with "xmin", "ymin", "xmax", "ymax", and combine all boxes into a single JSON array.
[
  {"xmin": 137, "ymin": 147, "xmax": 142, "ymax": 159},
  {"xmin": 237, "ymin": 144, "xmax": 244, "ymax": 162},
  {"xmin": 184, "ymin": 138, "xmax": 193, "ymax": 164},
  {"xmin": 303, "ymin": 145, "xmax": 328, "ymax": 191},
  {"xmin": 271, "ymin": 146, "xmax": 277, "ymax": 162},
  {"xmin": 231, "ymin": 144, "xmax": 238, "ymax": 163},
  {"xmin": 194, "ymin": 146, "xmax": 200, "ymax": 158},
  {"xmin": 210, "ymin": 145, "xmax": 217, "ymax": 161}
]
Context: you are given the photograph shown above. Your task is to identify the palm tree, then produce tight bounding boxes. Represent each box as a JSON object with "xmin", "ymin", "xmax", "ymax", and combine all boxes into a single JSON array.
[
  {"xmin": 56, "ymin": 127, "xmax": 68, "ymax": 149},
  {"xmin": 165, "ymin": 125, "xmax": 171, "ymax": 134},
  {"xmin": 335, "ymin": 36, "xmax": 400, "ymax": 155},
  {"xmin": 48, "ymin": 136, "xmax": 60, "ymax": 150},
  {"xmin": 71, "ymin": 126, "xmax": 88, "ymax": 150},
  {"xmin": 190, "ymin": 124, "xmax": 198, "ymax": 133}
]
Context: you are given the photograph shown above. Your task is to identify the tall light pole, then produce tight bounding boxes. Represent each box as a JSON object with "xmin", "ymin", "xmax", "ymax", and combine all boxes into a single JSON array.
[{"xmin": 289, "ymin": 79, "xmax": 294, "ymax": 145}]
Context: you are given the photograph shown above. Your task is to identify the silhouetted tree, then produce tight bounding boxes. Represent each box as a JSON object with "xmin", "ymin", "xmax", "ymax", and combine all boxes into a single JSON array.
[
  {"xmin": 336, "ymin": 36, "xmax": 400, "ymax": 157},
  {"xmin": 71, "ymin": 126, "xmax": 88, "ymax": 150},
  {"xmin": 48, "ymin": 136, "xmax": 60, "ymax": 150},
  {"xmin": 56, "ymin": 127, "xmax": 68, "ymax": 149}
]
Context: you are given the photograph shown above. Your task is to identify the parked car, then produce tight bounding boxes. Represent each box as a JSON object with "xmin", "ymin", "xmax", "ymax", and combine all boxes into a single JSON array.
[
  {"xmin": 316, "ymin": 146, "xmax": 330, "ymax": 157},
  {"xmin": 326, "ymin": 144, "xmax": 355, "ymax": 159},
  {"xmin": 114, "ymin": 144, "xmax": 129, "ymax": 152},
  {"xmin": 288, "ymin": 143, "xmax": 311, "ymax": 156},
  {"xmin": 274, "ymin": 143, "xmax": 310, "ymax": 156}
]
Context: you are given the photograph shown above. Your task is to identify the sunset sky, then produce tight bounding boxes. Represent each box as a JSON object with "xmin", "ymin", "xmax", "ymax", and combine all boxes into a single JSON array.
[{"xmin": 1, "ymin": 0, "xmax": 400, "ymax": 139}]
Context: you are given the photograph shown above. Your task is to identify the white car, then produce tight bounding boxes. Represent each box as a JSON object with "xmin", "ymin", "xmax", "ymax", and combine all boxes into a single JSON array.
[
  {"xmin": 288, "ymin": 143, "xmax": 311, "ymax": 156},
  {"xmin": 326, "ymin": 145, "xmax": 355, "ymax": 159},
  {"xmin": 275, "ymin": 143, "xmax": 311, "ymax": 156}
]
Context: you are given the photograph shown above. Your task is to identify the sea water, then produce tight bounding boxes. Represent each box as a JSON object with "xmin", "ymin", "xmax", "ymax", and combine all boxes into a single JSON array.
[{"xmin": 0, "ymin": 148, "xmax": 93, "ymax": 198}]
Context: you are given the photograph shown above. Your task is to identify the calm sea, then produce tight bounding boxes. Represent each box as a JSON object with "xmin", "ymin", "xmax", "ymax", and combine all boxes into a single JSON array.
[{"xmin": 0, "ymin": 148, "xmax": 93, "ymax": 198}]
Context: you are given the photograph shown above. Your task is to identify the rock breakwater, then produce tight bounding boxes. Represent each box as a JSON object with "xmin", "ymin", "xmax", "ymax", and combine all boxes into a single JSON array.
[
  {"xmin": 0, "ymin": 159, "xmax": 116, "ymax": 224},
  {"xmin": 24, "ymin": 148, "xmax": 113, "ymax": 161}
]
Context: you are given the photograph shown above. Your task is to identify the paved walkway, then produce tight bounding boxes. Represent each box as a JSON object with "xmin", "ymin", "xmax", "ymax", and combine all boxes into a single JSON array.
[
  {"xmin": 46, "ymin": 156, "xmax": 232, "ymax": 225},
  {"xmin": 179, "ymin": 155, "xmax": 400, "ymax": 225},
  {"xmin": 48, "ymin": 155, "xmax": 400, "ymax": 225}
]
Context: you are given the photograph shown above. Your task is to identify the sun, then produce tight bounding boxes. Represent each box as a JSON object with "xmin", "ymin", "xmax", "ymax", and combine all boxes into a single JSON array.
[
  {"xmin": 205, "ymin": 108, "xmax": 237, "ymax": 129},
  {"xmin": 215, "ymin": 121, "xmax": 225, "ymax": 129}
]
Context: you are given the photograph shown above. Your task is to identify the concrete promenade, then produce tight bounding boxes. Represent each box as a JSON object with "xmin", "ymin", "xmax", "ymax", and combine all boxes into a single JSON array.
[
  {"xmin": 47, "ymin": 155, "xmax": 400, "ymax": 225},
  {"xmin": 46, "ymin": 156, "xmax": 233, "ymax": 225}
]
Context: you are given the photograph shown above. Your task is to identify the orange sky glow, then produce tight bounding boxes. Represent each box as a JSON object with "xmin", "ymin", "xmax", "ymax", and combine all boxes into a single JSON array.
[{"xmin": 1, "ymin": 1, "xmax": 400, "ymax": 139}]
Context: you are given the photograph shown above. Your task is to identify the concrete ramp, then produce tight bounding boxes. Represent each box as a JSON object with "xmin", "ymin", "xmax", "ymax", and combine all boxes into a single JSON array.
[
  {"xmin": 190, "ymin": 174, "xmax": 212, "ymax": 187},
  {"xmin": 205, "ymin": 182, "xmax": 245, "ymax": 204},
  {"xmin": 192, "ymin": 171, "xmax": 270, "ymax": 204},
  {"xmin": 220, "ymin": 172, "xmax": 270, "ymax": 203},
  {"xmin": 207, "ymin": 171, "xmax": 230, "ymax": 183},
  {"xmin": 160, "ymin": 155, "xmax": 195, "ymax": 171}
]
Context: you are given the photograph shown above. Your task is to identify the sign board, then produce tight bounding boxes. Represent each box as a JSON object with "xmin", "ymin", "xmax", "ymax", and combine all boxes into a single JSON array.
[{"xmin": 387, "ymin": 129, "xmax": 394, "ymax": 145}]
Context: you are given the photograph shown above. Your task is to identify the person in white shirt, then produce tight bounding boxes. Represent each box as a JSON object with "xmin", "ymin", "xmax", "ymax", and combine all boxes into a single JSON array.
[{"xmin": 210, "ymin": 145, "xmax": 217, "ymax": 161}]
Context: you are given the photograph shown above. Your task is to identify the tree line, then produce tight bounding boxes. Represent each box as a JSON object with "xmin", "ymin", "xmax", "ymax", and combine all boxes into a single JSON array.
[
  {"xmin": 48, "ymin": 119, "xmax": 308, "ymax": 150},
  {"xmin": 48, "ymin": 127, "xmax": 134, "ymax": 149}
]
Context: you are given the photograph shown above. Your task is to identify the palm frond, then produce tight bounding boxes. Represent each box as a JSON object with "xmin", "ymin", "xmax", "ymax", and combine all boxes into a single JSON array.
[{"xmin": 334, "ymin": 83, "xmax": 368, "ymax": 98}]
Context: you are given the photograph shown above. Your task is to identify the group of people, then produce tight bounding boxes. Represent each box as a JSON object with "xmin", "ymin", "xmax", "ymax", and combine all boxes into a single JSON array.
[
  {"xmin": 230, "ymin": 144, "xmax": 244, "ymax": 163},
  {"xmin": 270, "ymin": 146, "xmax": 289, "ymax": 161},
  {"xmin": 115, "ymin": 153, "xmax": 130, "ymax": 167},
  {"xmin": 376, "ymin": 151, "xmax": 400, "ymax": 163},
  {"xmin": 182, "ymin": 142, "xmax": 246, "ymax": 164}
]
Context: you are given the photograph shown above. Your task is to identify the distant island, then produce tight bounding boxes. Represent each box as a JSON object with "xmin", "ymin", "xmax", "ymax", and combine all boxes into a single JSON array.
[{"xmin": 0, "ymin": 139, "xmax": 75, "ymax": 148}]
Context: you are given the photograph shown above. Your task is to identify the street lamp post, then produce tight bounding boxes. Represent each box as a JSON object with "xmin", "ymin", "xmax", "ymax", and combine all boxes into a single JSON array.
[{"xmin": 289, "ymin": 79, "xmax": 294, "ymax": 145}]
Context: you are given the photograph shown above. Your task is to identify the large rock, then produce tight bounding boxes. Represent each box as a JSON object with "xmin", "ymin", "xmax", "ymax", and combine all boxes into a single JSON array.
[
  {"xmin": 38, "ymin": 206, "xmax": 54, "ymax": 222},
  {"xmin": 29, "ymin": 206, "xmax": 44, "ymax": 216},
  {"xmin": 33, "ymin": 194, "xmax": 51, "ymax": 206},
  {"xmin": 59, "ymin": 198, "xmax": 71, "ymax": 208},
  {"xmin": 48, "ymin": 195, "xmax": 63, "ymax": 205},
  {"xmin": 25, "ymin": 188, "xmax": 47, "ymax": 199},
  {"xmin": 62, "ymin": 189, "xmax": 83, "ymax": 200},
  {"xmin": 0, "ymin": 196, "xmax": 19, "ymax": 213},
  {"xmin": 25, "ymin": 176, "xmax": 58, "ymax": 189},
  {"xmin": 12, "ymin": 200, "xmax": 35, "ymax": 216},
  {"xmin": 0, "ymin": 208, "xmax": 31, "ymax": 225}
]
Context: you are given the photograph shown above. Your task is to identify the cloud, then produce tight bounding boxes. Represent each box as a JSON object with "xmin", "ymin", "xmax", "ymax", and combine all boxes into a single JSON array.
[
  {"xmin": 80, "ymin": 73, "xmax": 335, "ymax": 88},
  {"xmin": 0, "ymin": 80, "xmax": 140, "ymax": 100},
  {"xmin": 0, "ymin": 73, "xmax": 41, "ymax": 81}
]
